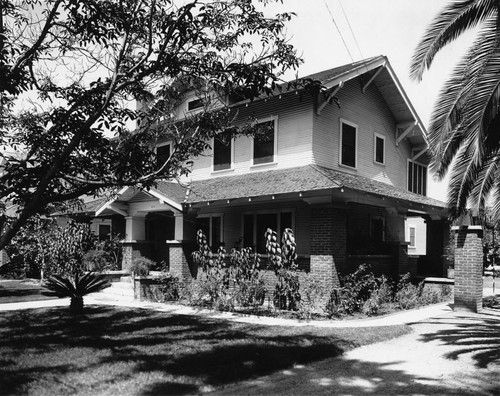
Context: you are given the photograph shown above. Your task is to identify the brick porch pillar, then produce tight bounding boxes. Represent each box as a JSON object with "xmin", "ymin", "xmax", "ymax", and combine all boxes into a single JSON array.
[
  {"xmin": 167, "ymin": 241, "xmax": 192, "ymax": 282},
  {"xmin": 310, "ymin": 206, "xmax": 342, "ymax": 289},
  {"xmin": 452, "ymin": 225, "xmax": 483, "ymax": 312}
]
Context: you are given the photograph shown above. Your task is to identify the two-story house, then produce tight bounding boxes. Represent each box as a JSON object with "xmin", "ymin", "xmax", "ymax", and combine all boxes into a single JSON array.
[{"xmin": 95, "ymin": 55, "xmax": 449, "ymax": 287}]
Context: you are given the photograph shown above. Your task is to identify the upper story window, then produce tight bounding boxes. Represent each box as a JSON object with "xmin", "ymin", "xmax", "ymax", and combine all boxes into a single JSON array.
[
  {"xmin": 187, "ymin": 98, "xmax": 204, "ymax": 111},
  {"xmin": 340, "ymin": 119, "xmax": 357, "ymax": 168},
  {"xmin": 156, "ymin": 143, "xmax": 171, "ymax": 170},
  {"xmin": 253, "ymin": 117, "xmax": 277, "ymax": 165},
  {"xmin": 213, "ymin": 131, "xmax": 233, "ymax": 171},
  {"xmin": 374, "ymin": 133, "xmax": 385, "ymax": 165},
  {"xmin": 408, "ymin": 160, "xmax": 427, "ymax": 196}
]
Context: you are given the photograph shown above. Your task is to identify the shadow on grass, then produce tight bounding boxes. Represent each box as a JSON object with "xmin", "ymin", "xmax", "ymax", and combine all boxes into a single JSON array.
[
  {"xmin": 0, "ymin": 280, "xmax": 56, "ymax": 303},
  {"xmin": 0, "ymin": 305, "xmax": 365, "ymax": 395},
  {"xmin": 419, "ymin": 314, "xmax": 500, "ymax": 369}
]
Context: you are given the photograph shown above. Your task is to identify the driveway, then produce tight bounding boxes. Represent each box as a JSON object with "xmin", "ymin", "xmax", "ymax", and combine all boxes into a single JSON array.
[{"xmin": 212, "ymin": 308, "xmax": 500, "ymax": 395}]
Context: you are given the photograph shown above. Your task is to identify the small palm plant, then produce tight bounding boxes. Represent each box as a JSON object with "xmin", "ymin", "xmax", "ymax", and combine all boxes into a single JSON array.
[{"xmin": 43, "ymin": 272, "xmax": 111, "ymax": 314}]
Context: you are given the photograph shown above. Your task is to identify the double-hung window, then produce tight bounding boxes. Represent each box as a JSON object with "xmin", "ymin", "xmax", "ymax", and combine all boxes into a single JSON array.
[
  {"xmin": 253, "ymin": 117, "xmax": 277, "ymax": 165},
  {"xmin": 213, "ymin": 131, "xmax": 233, "ymax": 171},
  {"xmin": 374, "ymin": 133, "xmax": 385, "ymax": 165},
  {"xmin": 156, "ymin": 143, "xmax": 171, "ymax": 171},
  {"xmin": 340, "ymin": 119, "xmax": 357, "ymax": 168},
  {"xmin": 408, "ymin": 160, "xmax": 427, "ymax": 196}
]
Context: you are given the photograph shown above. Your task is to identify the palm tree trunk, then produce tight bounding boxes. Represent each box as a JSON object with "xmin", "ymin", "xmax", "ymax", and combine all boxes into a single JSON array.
[{"xmin": 70, "ymin": 296, "xmax": 84, "ymax": 314}]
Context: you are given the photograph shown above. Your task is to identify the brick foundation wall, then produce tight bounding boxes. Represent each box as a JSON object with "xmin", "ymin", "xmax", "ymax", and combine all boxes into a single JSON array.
[
  {"xmin": 121, "ymin": 242, "xmax": 153, "ymax": 271},
  {"xmin": 168, "ymin": 242, "xmax": 192, "ymax": 283},
  {"xmin": 453, "ymin": 226, "xmax": 483, "ymax": 312}
]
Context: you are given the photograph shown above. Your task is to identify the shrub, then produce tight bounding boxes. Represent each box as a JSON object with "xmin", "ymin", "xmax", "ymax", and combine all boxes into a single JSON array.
[
  {"xmin": 130, "ymin": 257, "xmax": 154, "ymax": 277},
  {"xmin": 362, "ymin": 276, "xmax": 394, "ymax": 316},
  {"xmin": 230, "ymin": 247, "xmax": 266, "ymax": 308},
  {"xmin": 266, "ymin": 228, "xmax": 301, "ymax": 311},
  {"xmin": 297, "ymin": 278, "xmax": 326, "ymax": 320},
  {"xmin": 83, "ymin": 249, "xmax": 109, "ymax": 272},
  {"xmin": 158, "ymin": 273, "xmax": 180, "ymax": 301},
  {"xmin": 394, "ymin": 273, "xmax": 421, "ymax": 310}
]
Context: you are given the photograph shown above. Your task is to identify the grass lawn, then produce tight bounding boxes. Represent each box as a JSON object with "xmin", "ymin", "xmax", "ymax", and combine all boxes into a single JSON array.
[
  {"xmin": 0, "ymin": 305, "xmax": 411, "ymax": 395},
  {"xmin": 0, "ymin": 279, "xmax": 57, "ymax": 304}
]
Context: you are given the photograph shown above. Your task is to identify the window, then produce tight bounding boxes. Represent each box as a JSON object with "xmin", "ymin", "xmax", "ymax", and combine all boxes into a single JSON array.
[
  {"xmin": 340, "ymin": 120, "xmax": 357, "ymax": 168},
  {"xmin": 253, "ymin": 118, "xmax": 277, "ymax": 165},
  {"xmin": 196, "ymin": 215, "xmax": 222, "ymax": 251},
  {"xmin": 408, "ymin": 160, "xmax": 427, "ymax": 196},
  {"xmin": 370, "ymin": 215, "xmax": 385, "ymax": 243},
  {"xmin": 243, "ymin": 211, "xmax": 293, "ymax": 253},
  {"xmin": 187, "ymin": 98, "xmax": 203, "ymax": 111},
  {"xmin": 156, "ymin": 143, "xmax": 171, "ymax": 170},
  {"xmin": 213, "ymin": 131, "xmax": 233, "ymax": 171},
  {"xmin": 98, "ymin": 224, "xmax": 111, "ymax": 241},
  {"xmin": 409, "ymin": 226, "xmax": 416, "ymax": 248},
  {"xmin": 374, "ymin": 133, "xmax": 385, "ymax": 164}
]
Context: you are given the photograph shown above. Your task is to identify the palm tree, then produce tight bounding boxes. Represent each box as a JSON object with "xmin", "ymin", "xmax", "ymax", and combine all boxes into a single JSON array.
[
  {"xmin": 410, "ymin": 0, "xmax": 500, "ymax": 219},
  {"xmin": 43, "ymin": 272, "xmax": 111, "ymax": 314}
]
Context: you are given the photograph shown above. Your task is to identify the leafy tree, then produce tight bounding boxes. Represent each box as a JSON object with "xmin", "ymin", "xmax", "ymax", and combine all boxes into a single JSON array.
[
  {"xmin": 0, "ymin": 0, "xmax": 301, "ymax": 249},
  {"xmin": 410, "ymin": 1, "xmax": 500, "ymax": 219}
]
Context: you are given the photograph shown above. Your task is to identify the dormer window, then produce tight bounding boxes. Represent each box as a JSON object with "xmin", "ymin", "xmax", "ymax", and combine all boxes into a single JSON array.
[
  {"xmin": 253, "ymin": 117, "xmax": 277, "ymax": 165},
  {"xmin": 156, "ymin": 143, "xmax": 171, "ymax": 170},
  {"xmin": 187, "ymin": 98, "xmax": 203, "ymax": 111},
  {"xmin": 374, "ymin": 133, "xmax": 385, "ymax": 165},
  {"xmin": 213, "ymin": 131, "xmax": 233, "ymax": 171}
]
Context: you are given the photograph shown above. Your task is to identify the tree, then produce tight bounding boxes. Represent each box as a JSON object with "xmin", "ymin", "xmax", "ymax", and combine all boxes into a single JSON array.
[
  {"xmin": 0, "ymin": 0, "xmax": 301, "ymax": 250},
  {"xmin": 410, "ymin": 0, "xmax": 500, "ymax": 219}
]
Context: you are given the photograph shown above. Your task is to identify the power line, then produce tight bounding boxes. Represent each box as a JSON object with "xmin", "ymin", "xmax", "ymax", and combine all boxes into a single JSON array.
[
  {"xmin": 337, "ymin": 0, "xmax": 365, "ymax": 61},
  {"xmin": 323, "ymin": 0, "xmax": 355, "ymax": 62}
]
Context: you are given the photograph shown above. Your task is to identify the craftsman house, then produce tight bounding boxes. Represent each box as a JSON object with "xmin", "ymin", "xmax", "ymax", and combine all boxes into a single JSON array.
[{"xmin": 95, "ymin": 55, "xmax": 449, "ymax": 287}]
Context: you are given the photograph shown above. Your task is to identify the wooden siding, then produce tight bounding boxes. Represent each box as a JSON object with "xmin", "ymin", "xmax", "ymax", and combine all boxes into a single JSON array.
[
  {"xmin": 182, "ymin": 94, "xmax": 314, "ymax": 182},
  {"xmin": 312, "ymin": 79, "xmax": 415, "ymax": 191}
]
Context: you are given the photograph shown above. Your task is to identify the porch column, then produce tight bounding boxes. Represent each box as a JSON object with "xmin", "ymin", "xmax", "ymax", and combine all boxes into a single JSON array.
[
  {"xmin": 121, "ymin": 215, "xmax": 149, "ymax": 271},
  {"xmin": 453, "ymin": 226, "xmax": 483, "ymax": 313},
  {"xmin": 168, "ymin": 213, "xmax": 192, "ymax": 283},
  {"xmin": 310, "ymin": 206, "xmax": 342, "ymax": 289}
]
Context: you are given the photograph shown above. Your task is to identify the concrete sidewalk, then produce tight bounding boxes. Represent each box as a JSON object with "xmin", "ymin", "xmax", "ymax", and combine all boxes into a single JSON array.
[{"xmin": 212, "ymin": 308, "xmax": 500, "ymax": 395}]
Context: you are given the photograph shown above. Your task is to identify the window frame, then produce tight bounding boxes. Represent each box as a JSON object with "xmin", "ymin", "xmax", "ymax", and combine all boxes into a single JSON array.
[
  {"xmin": 251, "ymin": 116, "xmax": 278, "ymax": 166},
  {"xmin": 339, "ymin": 118, "xmax": 358, "ymax": 169},
  {"xmin": 196, "ymin": 213, "xmax": 224, "ymax": 250},
  {"xmin": 187, "ymin": 97, "xmax": 204, "ymax": 112},
  {"xmin": 374, "ymin": 133, "xmax": 386, "ymax": 165},
  {"xmin": 212, "ymin": 131, "xmax": 234, "ymax": 172},
  {"xmin": 407, "ymin": 159, "xmax": 428, "ymax": 196},
  {"xmin": 408, "ymin": 226, "xmax": 416, "ymax": 248},
  {"xmin": 242, "ymin": 208, "xmax": 295, "ymax": 253},
  {"xmin": 156, "ymin": 142, "xmax": 172, "ymax": 171}
]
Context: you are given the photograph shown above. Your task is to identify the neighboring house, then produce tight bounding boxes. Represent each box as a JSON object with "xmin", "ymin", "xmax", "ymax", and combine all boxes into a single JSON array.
[
  {"xmin": 405, "ymin": 216, "xmax": 427, "ymax": 256},
  {"xmin": 95, "ymin": 55, "xmax": 449, "ymax": 287}
]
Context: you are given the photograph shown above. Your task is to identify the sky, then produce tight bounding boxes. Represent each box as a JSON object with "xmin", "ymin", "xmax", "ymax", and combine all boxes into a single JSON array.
[{"xmin": 266, "ymin": 0, "xmax": 479, "ymax": 202}]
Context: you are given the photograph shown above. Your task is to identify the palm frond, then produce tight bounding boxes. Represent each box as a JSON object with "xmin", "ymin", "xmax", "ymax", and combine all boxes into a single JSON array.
[
  {"xmin": 428, "ymin": 17, "xmax": 500, "ymax": 178},
  {"xmin": 410, "ymin": 0, "xmax": 498, "ymax": 81},
  {"xmin": 43, "ymin": 272, "xmax": 111, "ymax": 298}
]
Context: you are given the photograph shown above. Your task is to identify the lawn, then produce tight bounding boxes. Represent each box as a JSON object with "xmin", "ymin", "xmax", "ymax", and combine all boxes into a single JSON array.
[
  {"xmin": 0, "ymin": 279, "xmax": 57, "ymax": 304},
  {"xmin": 0, "ymin": 305, "xmax": 411, "ymax": 395}
]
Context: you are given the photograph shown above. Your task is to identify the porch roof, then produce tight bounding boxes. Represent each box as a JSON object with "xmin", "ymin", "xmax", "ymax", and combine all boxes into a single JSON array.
[{"xmin": 182, "ymin": 165, "xmax": 448, "ymax": 214}]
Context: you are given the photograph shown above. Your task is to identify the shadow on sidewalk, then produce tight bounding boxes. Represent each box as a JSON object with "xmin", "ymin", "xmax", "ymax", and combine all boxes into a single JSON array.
[{"xmin": 418, "ymin": 314, "xmax": 500, "ymax": 369}]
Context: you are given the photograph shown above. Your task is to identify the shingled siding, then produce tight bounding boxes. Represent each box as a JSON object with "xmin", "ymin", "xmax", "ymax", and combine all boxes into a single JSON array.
[{"xmin": 313, "ymin": 79, "xmax": 414, "ymax": 190}]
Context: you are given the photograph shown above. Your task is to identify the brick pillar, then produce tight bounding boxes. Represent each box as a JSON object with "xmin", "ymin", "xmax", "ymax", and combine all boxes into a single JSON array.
[
  {"xmin": 167, "ymin": 241, "xmax": 192, "ymax": 283},
  {"xmin": 453, "ymin": 225, "xmax": 483, "ymax": 312},
  {"xmin": 310, "ymin": 206, "xmax": 342, "ymax": 289},
  {"xmin": 121, "ymin": 241, "xmax": 154, "ymax": 271}
]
